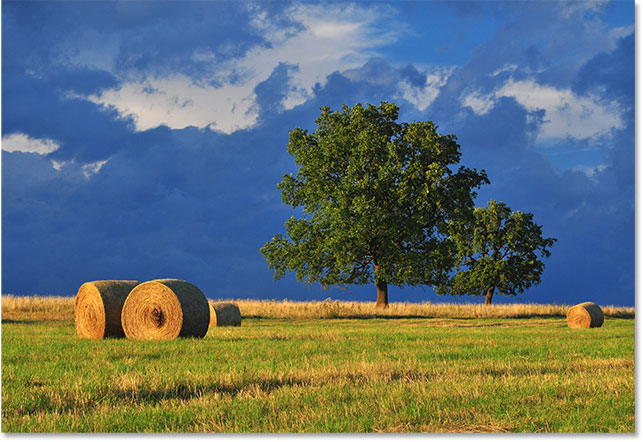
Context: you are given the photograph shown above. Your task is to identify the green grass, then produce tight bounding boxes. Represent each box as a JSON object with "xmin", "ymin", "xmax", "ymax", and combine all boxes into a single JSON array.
[{"xmin": 1, "ymin": 316, "xmax": 634, "ymax": 432}]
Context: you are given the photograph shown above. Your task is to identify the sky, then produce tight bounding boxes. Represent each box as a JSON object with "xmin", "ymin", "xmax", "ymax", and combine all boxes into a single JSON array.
[{"xmin": 1, "ymin": 0, "xmax": 635, "ymax": 306}]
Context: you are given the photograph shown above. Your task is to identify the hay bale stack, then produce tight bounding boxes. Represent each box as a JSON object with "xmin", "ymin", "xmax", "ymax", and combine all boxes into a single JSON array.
[
  {"xmin": 121, "ymin": 279, "xmax": 209, "ymax": 340},
  {"xmin": 567, "ymin": 302, "xmax": 604, "ymax": 328},
  {"xmin": 75, "ymin": 280, "xmax": 140, "ymax": 339},
  {"xmin": 209, "ymin": 302, "xmax": 242, "ymax": 327}
]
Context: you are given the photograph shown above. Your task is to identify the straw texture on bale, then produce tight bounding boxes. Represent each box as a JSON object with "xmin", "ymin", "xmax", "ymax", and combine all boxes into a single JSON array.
[
  {"xmin": 74, "ymin": 280, "xmax": 140, "ymax": 339},
  {"xmin": 209, "ymin": 302, "xmax": 242, "ymax": 327},
  {"xmin": 566, "ymin": 302, "xmax": 604, "ymax": 328},
  {"xmin": 121, "ymin": 279, "xmax": 209, "ymax": 340}
]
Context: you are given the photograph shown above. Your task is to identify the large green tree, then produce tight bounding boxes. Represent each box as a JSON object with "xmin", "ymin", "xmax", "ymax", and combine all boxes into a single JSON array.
[
  {"xmin": 261, "ymin": 102, "xmax": 488, "ymax": 307},
  {"xmin": 437, "ymin": 200, "xmax": 557, "ymax": 305}
]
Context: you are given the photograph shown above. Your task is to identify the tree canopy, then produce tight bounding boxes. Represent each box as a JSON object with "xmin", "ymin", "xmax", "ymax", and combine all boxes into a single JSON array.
[
  {"xmin": 437, "ymin": 200, "xmax": 557, "ymax": 304},
  {"xmin": 261, "ymin": 102, "xmax": 488, "ymax": 306}
]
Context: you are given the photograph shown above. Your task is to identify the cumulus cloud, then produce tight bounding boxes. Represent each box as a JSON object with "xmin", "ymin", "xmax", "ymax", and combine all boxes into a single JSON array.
[
  {"xmin": 461, "ymin": 78, "xmax": 623, "ymax": 141},
  {"xmin": 88, "ymin": 3, "xmax": 401, "ymax": 133},
  {"xmin": 90, "ymin": 76, "xmax": 259, "ymax": 133},
  {"xmin": 0, "ymin": 131, "xmax": 112, "ymax": 179},
  {"xmin": 1, "ymin": 133, "xmax": 60, "ymax": 155},
  {"xmin": 51, "ymin": 159, "xmax": 66, "ymax": 171},
  {"xmin": 50, "ymin": 157, "xmax": 109, "ymax": 178},
  {"xmin": 81, "ymin": 159, "xmax": 109, "ymax": 178},
  {"xmin": 398, "ymin": 67, "xmax": 453, "ymax": 111},
  {"xmin": 461, "ymin": 91, "xmax": 495, "ymax": 115},
  {"xmin": 2, "ymin": 0, "xmax": 633, "ymax": 306}
]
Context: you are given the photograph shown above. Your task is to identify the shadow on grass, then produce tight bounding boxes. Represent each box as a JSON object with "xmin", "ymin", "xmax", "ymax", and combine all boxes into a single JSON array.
[
  {"xmin": 1, "ymin": 318, "xmax": 40, "ymax": 324},
  {"xmin": 246, "ymin": 312, "xmax": 634, "ymax": 320},
  {"xmin": 10, "ymin": 377, "xmax": 317, "ymax": 417},
  {"xmin": 112, "ymin": 369, "xmax": 425, "ymax": 405},
  {"xmin": 1, "ymin": 317, "xmax": 75, "ymax": 325},
  {"xmin": 246, "ymin": 314, "xmax": 564, "ymax": 321},
  {"xmin": 605, "ymin": 312, "xmax": 636, "ymax": 319}
]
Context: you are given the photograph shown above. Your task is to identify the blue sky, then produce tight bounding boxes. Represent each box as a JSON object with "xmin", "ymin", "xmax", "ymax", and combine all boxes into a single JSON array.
[{"xmin": 1, "ymin": 1, "xmax": 634, "ymax": 306}]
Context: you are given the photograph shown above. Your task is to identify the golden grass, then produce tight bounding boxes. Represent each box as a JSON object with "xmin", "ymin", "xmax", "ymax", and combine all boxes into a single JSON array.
[
  {"xmin": 230, "ymin": 298, "xmax": 634, "ymax": 320},
  {"xmin": 2, "ymin": 295, "xmax": 75, "ymax": 322},
  {"xmin": 3, "ymin": 295, "xmax": 633, "ymax": 322}
]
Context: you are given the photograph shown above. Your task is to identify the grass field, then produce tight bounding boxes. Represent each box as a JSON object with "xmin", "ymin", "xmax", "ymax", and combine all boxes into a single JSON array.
[{"xmin": 1, "ymin": 296, "xmax": 635, "ymax": 432}]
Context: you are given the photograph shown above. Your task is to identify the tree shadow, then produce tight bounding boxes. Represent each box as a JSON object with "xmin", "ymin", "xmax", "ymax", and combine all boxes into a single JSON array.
[{"xmin": 112, "ymin": 369, "xmax": 427, "ymax": 405}]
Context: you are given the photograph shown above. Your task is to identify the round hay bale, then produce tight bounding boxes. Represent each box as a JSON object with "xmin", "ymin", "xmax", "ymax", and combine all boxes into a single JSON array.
[
  {"xmin": 121, "ymin": 279, "xmax": 209, "ymax": 340},
  {"xmin": 567, "ymin": 302, "xmax": 604, "ymax": 328},
  {"xmin": 209, "ymin": 302, "xmax": 242, "ymax": 327},
  {"xmin": 75, "ymin": 280, "xmax": 140, "ymax": 339}
]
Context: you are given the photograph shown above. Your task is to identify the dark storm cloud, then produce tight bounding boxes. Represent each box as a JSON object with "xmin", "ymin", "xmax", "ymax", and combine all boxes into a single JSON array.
[
  {"xmin": 2, "ymin": 71, "xmax": 135, "ymax": 163},
  {"xmin": 573, "ymin": 33, "xmax": 634, "ymax": 110},
  {"xmin": 2, "ymin": 121, "xmax": 299, "ymax": 298},
  {"xmin": 1, "ymin": 1, "xmax": 634, "ymax": 307},
  {"xmin": 399, "ymin": 64, "xmax": 427, "ymax": 89},
  {"xmin": 2, "ymin": 1, "xmax": 259, "ymax": 78},
  {"xmin": 254, "ymin": 63, "xmax": 297, "ymax": 116},
  {"xmin": 418, "ymin": 26, "xmax": 634, "ymax": 306}
]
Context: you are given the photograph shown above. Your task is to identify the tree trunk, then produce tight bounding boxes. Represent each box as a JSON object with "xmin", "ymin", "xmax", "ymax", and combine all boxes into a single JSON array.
[
  {"xmin": 374, "ymin": 264, "xmax": 388, "ymax": 308},
  {"xmin": 376, "ymin": 279, "xmax": 388, "ymax": 308},
  {"xmin": 485, "ymin": 286, "xmax": 495, "ymax": 305}
]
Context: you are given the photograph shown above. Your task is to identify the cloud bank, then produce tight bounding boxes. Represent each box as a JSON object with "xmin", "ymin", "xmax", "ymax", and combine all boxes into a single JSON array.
[
  {"xmin": 88, "ymin": 3, "xmax": 403, "ymax": 133},
  {"xmin": 1, "ymin": 1, "xmax": 634, "ymax": 307}
]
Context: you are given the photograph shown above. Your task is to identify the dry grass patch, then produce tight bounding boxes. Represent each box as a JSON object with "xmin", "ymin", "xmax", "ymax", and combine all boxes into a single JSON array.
[
  {"xmin": 2, "ymin": 295, "xmax": 75, "ymax": 322},
  {"xmin": 2, "ymin": 295, "xmax": 634, "ymax": 322},
  {"xmin": 233, "ymin": 298, "xmax": 633, "ymax": 320}
]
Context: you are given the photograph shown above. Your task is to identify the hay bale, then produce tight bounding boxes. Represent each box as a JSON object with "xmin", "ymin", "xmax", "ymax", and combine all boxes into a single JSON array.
[
  {"xmin": 209, "ymin": 302, "xmax": 242, "ymax": 327},
  {"xmin": 75, "ymin": 280, "xmax": 140, "ymax": 339},
  {"xmin": 121, "ymin": 279, "xmax": 209, "ymax": 340},
  {"xmin": 567, "ymin": 302, "xmax": 604, "ymax": 328}
]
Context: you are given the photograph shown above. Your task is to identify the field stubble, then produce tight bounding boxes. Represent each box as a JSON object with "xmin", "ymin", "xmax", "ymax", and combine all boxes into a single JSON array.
[
  {"xmin": 0, "ymin": 296, "xmax": 635, "ymax": 432},
  {"xmin": 1, "ymin": 295, "xmax": 634, "ymax": 322}
]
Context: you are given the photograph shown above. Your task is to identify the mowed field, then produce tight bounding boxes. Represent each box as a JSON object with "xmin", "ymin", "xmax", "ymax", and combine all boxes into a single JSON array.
[{"xmin": 1, "ymin": 296, "xmax": 635, "ymax": 433}]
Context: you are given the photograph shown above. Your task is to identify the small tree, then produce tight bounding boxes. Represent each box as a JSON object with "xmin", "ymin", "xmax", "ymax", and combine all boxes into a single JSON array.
[
  {"xmin": 261, "ymin": 102, "xmax": 488, "ymax": 307},
  {"xmin": 437, "ymin": 200, "xmax": 556, "ymax": 305}
]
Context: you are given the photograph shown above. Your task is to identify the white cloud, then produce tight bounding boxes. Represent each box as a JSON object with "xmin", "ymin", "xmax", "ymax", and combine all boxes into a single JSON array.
[
  {"xmin": 90, "ymin": 76, "xmax": 259, "ymax": 133},
  {"xmin": 497, "ymin": 79, "xmax": 623, "ymax": 141},
  {"xmin": 461, "ymin": 91, "xmax": 496, "ymax": 115},
  {"xmin": 242, "ymin": 4, "xmax": 398, "ymax": 111},
  {"xmin": 609, "ymin": 25, "xmax": 635, "ymax": 43},
  {"xmin": 49, "ymin": 158, "xmax": 110, "ymax": 179},
  {"xmin": 1, "ymin": 133, "xmax": 60, "ymax": 155},
  {"xmin": 491, "ymin": 64, "xmax": 518, "ymax": 77},
  {"xmin": 51, "ymin": 159, "xmax": 67, "ymax": 171},
  {"xmin": 560, "ymin": 0, "xmax": 608, "ymax": 19},
  {"xmin": 88, "ymin": 3, "xmax": 400, "ymax": 133},
  {"xmin": 398, "ymin": 68, "xmax": 453, "ymax": 111},
  {"xmin": 82, "ymin": 159, "xmax": 109, "ymax": 178},
  {"xmin": 461, "ymin": 78, "xmax": 623, "ymax": 142}
]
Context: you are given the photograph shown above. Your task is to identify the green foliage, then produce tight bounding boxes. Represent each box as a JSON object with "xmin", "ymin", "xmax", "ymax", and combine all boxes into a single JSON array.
[
  {"xmin": 439, "ymin": 200, "xmax": 557, "ymax": 300},
  {"xmin": 261, "ymin": 102, "xmax": 488, "ymax": 294}
]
